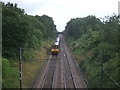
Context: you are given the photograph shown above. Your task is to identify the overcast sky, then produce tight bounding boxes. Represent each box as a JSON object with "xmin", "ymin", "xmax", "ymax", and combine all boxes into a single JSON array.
[{"xmin": 3, "ymin": 0, "xmax": 119, "ymax": 32}]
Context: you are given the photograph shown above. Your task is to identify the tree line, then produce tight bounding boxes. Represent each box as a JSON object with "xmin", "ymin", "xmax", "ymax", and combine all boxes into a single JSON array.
[
  {"xmin": 64, "ymin": 14, "xmax": 120, "ymax": 88},
  {"xmin": 1, "ymin": 2, "xmax": 57, "ymax": 88},
  {"xmin": 2, "ymin": 2, "xmax": 57, "ymax": 59}
]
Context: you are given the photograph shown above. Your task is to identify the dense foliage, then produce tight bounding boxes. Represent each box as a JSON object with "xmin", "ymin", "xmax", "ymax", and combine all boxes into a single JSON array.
[
  {"xmin": 2, "ymin": 58, "xmax": 19, "ymax": 88},
  {"xmin": 65, "ymin": 16, "xmax": 103, "ymax": 40},
  {"xmin": 35, "ymin": 15, "xmax": 56, "ymax": 39},
  {"xmin": 2, "ymin": 2, "xmax": 57, "ymax": 88},
  {"xmin": 64, "ymin": 15, "xmax": 119, "ymax": 88},
  {"xmin": 2, "ymin": 2, "xmax": 57, "ymax": 59}
]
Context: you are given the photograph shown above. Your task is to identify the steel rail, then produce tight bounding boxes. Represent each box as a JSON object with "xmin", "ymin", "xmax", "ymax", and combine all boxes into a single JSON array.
[{"xmin": 32, "ymin": 55, "xmax": 52, "ymax": 88}]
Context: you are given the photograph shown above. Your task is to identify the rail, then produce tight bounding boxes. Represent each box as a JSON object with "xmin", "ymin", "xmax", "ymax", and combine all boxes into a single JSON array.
[{"xmin": 68, "ymin": 46, "xmax": 119, "ymax": 88}]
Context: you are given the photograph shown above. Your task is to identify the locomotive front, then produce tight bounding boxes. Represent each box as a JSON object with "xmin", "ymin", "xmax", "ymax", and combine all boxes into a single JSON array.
[{"xmin": 51, "ymin": 37, "xmax": 60, "ymax": 55}]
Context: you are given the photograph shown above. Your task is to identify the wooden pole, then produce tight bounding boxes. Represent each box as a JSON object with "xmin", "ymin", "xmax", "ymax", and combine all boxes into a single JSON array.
[{"xmin": 19, "ymin": 47, "xmax": 22, "ymax": 90}]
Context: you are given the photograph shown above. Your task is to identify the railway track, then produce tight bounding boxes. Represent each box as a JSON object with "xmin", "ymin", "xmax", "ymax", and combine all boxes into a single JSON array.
[{"xmin": 33, "ymin": 36, "xmax": 87, "ymax": 89}]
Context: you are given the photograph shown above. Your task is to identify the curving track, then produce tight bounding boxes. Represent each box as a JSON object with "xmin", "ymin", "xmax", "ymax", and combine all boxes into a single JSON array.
[{"xmin": 33, "ymin": 35, "xmax": 87, "ymax": 89}]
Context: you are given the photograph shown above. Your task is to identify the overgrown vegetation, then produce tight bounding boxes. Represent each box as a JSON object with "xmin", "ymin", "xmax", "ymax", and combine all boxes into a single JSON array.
[
  {"xmin": 22, "ymin": 41, "xmax": 51, "ymax": 88},
  {"xmin": 2, "ymin": 2, "xmax": 57, "ymax": 88},
  {"xmin": 2, "ymin": 58, "xmax": 19, "ymax": 88},
  {"xmin": 64, "ymin": 14, "xmax": 119, "ymax": 88}
]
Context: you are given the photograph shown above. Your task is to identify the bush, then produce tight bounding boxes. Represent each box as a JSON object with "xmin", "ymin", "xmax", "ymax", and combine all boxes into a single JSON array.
[{"xmin": 2, "ymin": 58, "xmax": 19, "ymax": 88}]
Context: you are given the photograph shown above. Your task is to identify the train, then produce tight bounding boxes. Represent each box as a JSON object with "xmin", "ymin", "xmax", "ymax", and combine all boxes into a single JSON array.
[{"xmin": 51, "ymin": 36, "xmax": 60, "ymax": 55}]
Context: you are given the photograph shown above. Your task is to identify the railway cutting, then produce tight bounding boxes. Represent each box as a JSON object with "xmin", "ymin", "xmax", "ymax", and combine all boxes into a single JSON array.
[{"xmin": 33, "ymin": 34, "xmax": 87, "ymax": 89}]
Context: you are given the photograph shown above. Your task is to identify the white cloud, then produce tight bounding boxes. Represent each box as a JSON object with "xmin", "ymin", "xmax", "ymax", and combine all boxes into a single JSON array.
[{"xmin": 2, "ymin": 0, "xmax": 119, "ymax": 31}]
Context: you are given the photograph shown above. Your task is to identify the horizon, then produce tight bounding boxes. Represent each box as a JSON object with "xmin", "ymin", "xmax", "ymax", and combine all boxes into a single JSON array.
[{"xmin": 3, "ymin": 0, "xmax": 119, "ymax": 31}]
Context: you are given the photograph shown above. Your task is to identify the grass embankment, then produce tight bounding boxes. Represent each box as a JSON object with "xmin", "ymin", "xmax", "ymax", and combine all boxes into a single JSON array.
[
  {"xmin": 22, "ymin": 48, "xmax": 47, "ymax": 88},
  {"xmin": 72, "ymin": 47, "xmax": 119, "ymax": 88},
  {"xmin": 22, "ymin": 40, "xmax": 53, "ymax": 88},
  {"xmin": 64, "ymin": 14, "xmax": 119, "ymax": 88},
  {"xmin": 2, "ymin": 40, "xmax": 53, "ymax": 88}
]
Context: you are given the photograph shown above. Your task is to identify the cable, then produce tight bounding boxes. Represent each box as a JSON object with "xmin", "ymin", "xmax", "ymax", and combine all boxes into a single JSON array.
[
  {"xmin": 82, "ymin": 56, "xmax": 120, "ymax": 87},
  {"xmin": 103, "ymin": 68, "xmax": 120, "ymax": 88}
]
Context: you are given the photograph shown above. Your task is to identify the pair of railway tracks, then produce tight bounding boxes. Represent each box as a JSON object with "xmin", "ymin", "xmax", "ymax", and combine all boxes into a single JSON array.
[
  {"xmin": 33, "ymin": 38, "xmax": 87, "ymax": 89},
  {"xmin": 33, "ymin": 55, "xmax": 58, "ymax": 88},
  {"xmin": 60, "ymin": 38, "xmax": 87, "ymax": 88}
]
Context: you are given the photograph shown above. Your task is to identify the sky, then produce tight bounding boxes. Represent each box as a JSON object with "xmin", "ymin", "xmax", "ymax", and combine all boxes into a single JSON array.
[{"xmin": 3, "ymin": 0, "xmax": 120, "ymax": 32}]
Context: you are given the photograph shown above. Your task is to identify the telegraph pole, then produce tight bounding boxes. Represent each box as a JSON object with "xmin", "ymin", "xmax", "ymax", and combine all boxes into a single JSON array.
[{"xmin": 19, "ymin": 47, "xmax": 22, "ymax": 90}]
